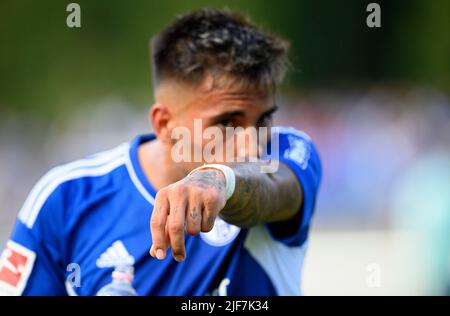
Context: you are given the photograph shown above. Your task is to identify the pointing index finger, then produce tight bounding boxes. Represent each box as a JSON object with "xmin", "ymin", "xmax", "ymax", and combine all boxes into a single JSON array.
[{"xmin": 150, "ymin": 192, "xmax": 169, "ymax": 260}]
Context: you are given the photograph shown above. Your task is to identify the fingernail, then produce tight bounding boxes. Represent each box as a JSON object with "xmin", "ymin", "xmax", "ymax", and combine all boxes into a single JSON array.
[
  {"xmin": 149, "ymin": 245, "xmax": 154, "ymax": 257},
  {"xmin": 156, "ymin": 249, "xmax": 165, "ymax": 260},
  {"xmin": 174, "ymin": 255, "xmax": 185, "ymax": 262}
]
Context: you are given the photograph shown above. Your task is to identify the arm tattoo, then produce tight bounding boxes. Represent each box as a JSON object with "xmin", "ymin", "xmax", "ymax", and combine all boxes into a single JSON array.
[
  {"xmin": 220, "ymin": 162, "xmax": 303, "ymax": 228},
  {"xmin": 184, "ymin": 170, "xmax": 225, "ymax": 192}
]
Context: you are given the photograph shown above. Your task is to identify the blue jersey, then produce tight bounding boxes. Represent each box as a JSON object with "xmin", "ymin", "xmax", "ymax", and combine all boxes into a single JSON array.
[{"xmin": 0, "ymin": 127, "xmax": 321, "ymax": 296}]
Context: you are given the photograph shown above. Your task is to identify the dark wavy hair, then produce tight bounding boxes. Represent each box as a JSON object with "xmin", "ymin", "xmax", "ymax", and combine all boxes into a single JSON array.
[{"xmin": 150, "ymin": 8, "xmax": 290, "ymax": 92}]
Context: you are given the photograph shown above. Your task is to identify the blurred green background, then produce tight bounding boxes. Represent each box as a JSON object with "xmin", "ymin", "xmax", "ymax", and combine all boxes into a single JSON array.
[
  {"xmin": 0, "ymin": 0, "xmax": 448, "ymax": 119},
  {"xmin": 0, "ymin": 0, "xmax": 449, "ymax": 295}
]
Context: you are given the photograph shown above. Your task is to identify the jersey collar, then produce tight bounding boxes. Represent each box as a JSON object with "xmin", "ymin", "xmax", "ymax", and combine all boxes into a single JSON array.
[{"xmin": 127, "ymin": 134, "xmax": 158, "ymax": 204}]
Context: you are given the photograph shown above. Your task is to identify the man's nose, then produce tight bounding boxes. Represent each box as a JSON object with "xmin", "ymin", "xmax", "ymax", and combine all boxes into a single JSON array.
[{"xmin": 234, "ymin": 128, "xmax": 262, "ymax": 160}]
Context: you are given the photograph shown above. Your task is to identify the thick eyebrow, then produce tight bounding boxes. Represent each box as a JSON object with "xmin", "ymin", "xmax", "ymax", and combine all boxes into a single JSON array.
[
  {"xmin": 256, "ymin": 105, "xmax": 279, "ymax": 123},
  {"xmin": 209, "ymin": 105, "xmax": 279, "ymax": 123},
  {"xmin": 209, "ymin": 110, "xmax": 246, "ymax": 123},
  {"xmin": 260, "ymin": 105, "xmax": 279, "ymax": 119}
]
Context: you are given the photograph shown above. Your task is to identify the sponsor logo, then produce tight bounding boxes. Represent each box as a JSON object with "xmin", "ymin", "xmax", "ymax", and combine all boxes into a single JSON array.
[
  {"xmin": 95, "ymin": 241, "xmax": 137, "ymax": 296},
  {"xmin": 96, "ymin": 240, "xmax": 135, "ymax": 268}
]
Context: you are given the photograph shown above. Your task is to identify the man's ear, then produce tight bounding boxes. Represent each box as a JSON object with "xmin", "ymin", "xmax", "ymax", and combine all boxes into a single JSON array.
[{"xmin": 150, "ymin": 103, "xmax": 172, "ymax": 144}]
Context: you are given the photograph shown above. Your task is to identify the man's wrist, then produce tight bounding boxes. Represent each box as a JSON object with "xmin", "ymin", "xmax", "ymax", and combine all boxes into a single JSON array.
[{"xmin": 188, "ymin": 164, "xmax": 236, "ymax": 200}]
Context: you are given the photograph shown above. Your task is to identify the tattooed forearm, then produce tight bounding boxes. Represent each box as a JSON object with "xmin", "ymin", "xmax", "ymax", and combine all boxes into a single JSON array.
[
  {"xmin": 220, "ymin": 162, "xmax": 302, "ymax": 228},
  {"xmin": 150, "ymin": 162, "xmax": 301, "ymax": 261}
]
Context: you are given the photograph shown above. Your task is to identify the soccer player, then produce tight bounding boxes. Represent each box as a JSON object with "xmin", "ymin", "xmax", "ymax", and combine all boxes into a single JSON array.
[{"xmin": 0, "ymin": 9, "xmax": 321, "ymax": 296}]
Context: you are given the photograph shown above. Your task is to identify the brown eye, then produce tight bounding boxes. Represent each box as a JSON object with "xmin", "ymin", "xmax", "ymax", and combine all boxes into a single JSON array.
[
  {"xmin": 217, "ymin": 119, "xmax": 234, "ymax": 128},
  {"xmin": 256, "ymin": 114, "xmax": 273, "ymax": 128}
]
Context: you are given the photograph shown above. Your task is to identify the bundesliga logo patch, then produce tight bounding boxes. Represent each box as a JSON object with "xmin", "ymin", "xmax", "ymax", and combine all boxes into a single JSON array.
[{"xmin": 0, "ymin": 240, "xmax": 36, "ymax": 296}]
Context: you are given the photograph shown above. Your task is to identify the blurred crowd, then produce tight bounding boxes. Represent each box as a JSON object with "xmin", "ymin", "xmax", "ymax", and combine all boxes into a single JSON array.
[
  {"xmin": 278, "ymin": 87, "xmax": 450, "ymax": 295},
  {"xmin": 2, "ymin": 87, "xmax": 449, "ymax": 229},
  {"xmin": 278, "ymin": 87, "xmax": 449, "ymax": 229},
  {"xmin": 1, "ymin": 87, "xmax": 449, "ymax": 294}
]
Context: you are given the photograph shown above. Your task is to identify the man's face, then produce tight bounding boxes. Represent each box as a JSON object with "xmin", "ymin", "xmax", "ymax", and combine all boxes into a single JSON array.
[{"xmin": 154, "ymin": 76, "xmax": 277, "ymax": 170}]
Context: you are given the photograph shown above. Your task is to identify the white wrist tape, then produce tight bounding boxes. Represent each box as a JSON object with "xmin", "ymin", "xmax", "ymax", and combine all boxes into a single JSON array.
[{"xmin": 188, "ymin": 164, "xmax": 236, "ymax": 200}]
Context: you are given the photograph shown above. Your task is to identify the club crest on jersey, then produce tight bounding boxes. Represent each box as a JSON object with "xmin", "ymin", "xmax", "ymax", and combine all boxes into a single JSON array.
[
  {"xmin": 284, "ymin": 135, "xmax": 310, "ymax": 170},
  {"xmin": 200, "ymin": 218, "xmax": 240, "ymax": 247},
  {"xmin": 0, "ymin": 240, "xmax": 36, "ymax": 296}
]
